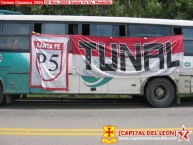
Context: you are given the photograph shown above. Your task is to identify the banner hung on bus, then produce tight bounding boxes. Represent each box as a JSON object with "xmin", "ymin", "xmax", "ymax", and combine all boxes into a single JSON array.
[
  {"xmin": 72, "ymin": 35, "xmax": 183, "ymax": 78},
  {"xmin": 30, "ymin": 34, "xmax": 69, "ymax": 90}
]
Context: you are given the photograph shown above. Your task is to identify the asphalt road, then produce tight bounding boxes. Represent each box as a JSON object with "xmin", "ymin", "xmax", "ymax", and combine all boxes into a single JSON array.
[{"xmin": 0, "ymin": 98, "xmax": 193, "ymax": 145}]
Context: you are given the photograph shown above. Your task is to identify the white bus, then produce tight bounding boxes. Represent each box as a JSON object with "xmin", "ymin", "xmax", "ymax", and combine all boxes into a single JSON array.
[{"xmin": 0, "ymin": 14, "xmax": 192, "ymax": 107}]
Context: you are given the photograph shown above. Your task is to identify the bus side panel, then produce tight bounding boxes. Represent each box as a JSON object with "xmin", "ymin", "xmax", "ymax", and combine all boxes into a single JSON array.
[
  {"xmin": 79, "ymin": 76, "xmax": 108, "ymax": 94},
  {"xmin": 191, "ymin": 77, "xmax": 193, "ymax": 93},
  {"xmin": 0, "ymin": 71, "xmax": 7, "ymax": 93},
  {"xmin": 107, "ymin": 78, "xmax": 141, "ymax": 94},
  {"xmin": 6, "ymin": 73, "xmax": 29, "ymax": 94},
  {"xmin": 67, "ymin": 75, "xmax": 80, "ymax": 93},
  {"xmin": 179, "ymin": 76, "xmax": 191, "ymax": 93}
]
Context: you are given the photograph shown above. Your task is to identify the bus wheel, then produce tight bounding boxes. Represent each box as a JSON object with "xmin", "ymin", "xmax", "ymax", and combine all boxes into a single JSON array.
[
  {"xmin": 145, "ymin": 78, "xmax": 175, "ymax": 108},
  {"xmin": 0, "ymin": 83, "xmax": 5, "ymax": 105}
]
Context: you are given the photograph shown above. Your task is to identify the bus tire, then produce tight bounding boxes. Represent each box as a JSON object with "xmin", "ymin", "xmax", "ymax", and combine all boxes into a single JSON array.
[
  {"xmin": 145, "ymin": 78, "xmax": 175, "ymax": 108},
  {"xmin": 0, "ymin": 82, "xmax": 5, "ymax": 105}
]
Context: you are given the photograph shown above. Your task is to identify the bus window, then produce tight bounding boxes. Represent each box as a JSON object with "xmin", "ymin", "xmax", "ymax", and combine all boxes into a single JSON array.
[
  {"xmin": 2, "ymin": 23, "xmax": 30, "ymax": 35},
  {"xmin": 0, "ymin": 37, "xmax": 29, "ymax": 50},
  {"xmin": 68, "ymin": 24, "xmax": 78, "ymax": 35},
  {"xmin": 82, "ymin": 24, "xmax": 125, "ymax": 37},
  {"xmin": 90, "ymin": 24, "xmax": 112, "ymax": 36},
  {"xmin": 12, "ymin": 38, "xmax": 18, "ymax": 49},
  {"xmin": 82, "ymin": 24, "xmax": 90, "ymax": 35},
  {"xmin": 34, "ymin": 23, "xmax": 66, "ymax": 35},
  {"xmin": 128, "ymin": 25, "xmax": 172, "ymax": 37},
  {"xmin": 182, "ymin": 27, "xmax": 193, "ymax": 56},
  {"xmin": 34, "ymin": 23, "xmax": 42, "ymax": 34},
  {"xmin": 68, "ymin": 24, "xmax": 78, "ymax": 53},
  {"xmin": 183, "ymin": 41, "xmax": 193, "ymax": 56},
  {"xmin": 42, "ymin": 23, "xmax": 66, "ymax": 35},
  {"xmin": 173, "ymin": 27, "xmax": 182, "ymax": 35},
  {"xmin": 1, "ymin": 22, "xmax": 30, "ymax": 51},
  {"xmin": 119, "ymin": 25, "xmax": 125, "ymax": 36},
  {"xmin": 182, "ymin": 28, "xmax": 193, "ymax": 39},
  {"xmin": 112, "ymin": 25, "xmax": 125, "ymax": 37}
]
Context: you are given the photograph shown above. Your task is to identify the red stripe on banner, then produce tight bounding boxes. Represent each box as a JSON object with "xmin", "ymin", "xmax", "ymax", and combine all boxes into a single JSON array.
[
  {"xmin": 72, "ymin": 35, "xmax": 184, "ymax": 57},
  {"xmin": 65, "ymin": 39, "xmax": 69, "ymax": 91}
]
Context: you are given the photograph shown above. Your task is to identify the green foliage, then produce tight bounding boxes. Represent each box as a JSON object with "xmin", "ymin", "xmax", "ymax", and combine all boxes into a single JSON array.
[{"xmin": 0, "ymin": 0, "xmax": 193, "ymax": 19}]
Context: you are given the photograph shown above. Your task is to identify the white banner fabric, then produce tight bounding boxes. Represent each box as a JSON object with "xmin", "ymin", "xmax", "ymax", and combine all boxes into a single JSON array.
[
  {"xmin": 30, "ymin": 34, "xmax": 69, "ymax": 90},
  {"xmin": 72, "ymin": 35, "xmax": 184, "ymax": 78}
]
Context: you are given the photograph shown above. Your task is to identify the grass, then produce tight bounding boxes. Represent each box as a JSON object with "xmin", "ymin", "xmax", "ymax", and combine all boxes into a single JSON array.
[
  {"xmin": 24, "ymin": 94, "xmax": 193, "ymax": 102},
  {"xmin": 26, "ymin": 94, "xmax": 131, "ymax": 100}
]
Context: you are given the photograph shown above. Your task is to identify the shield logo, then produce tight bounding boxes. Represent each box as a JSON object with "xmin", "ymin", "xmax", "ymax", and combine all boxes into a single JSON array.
[
  {"xmin": 103, "ymin": 126, "xmax": 115, "ymax": 138},
  {"xmin": 36, "ymin": 48, "xmax": 63, "ymax": 82},
  {"xmin": 101, "ymin": 125, "xmax": 117, "ymax": 144}
]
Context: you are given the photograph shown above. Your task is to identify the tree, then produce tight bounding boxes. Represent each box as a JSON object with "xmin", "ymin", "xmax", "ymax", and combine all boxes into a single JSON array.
[{"xmin": 1, "ymin": 0, "xmax": 193, "ymax": 20}]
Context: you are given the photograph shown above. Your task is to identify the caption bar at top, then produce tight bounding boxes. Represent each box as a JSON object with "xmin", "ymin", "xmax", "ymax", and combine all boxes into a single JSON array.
[{"xmin": 0, "ymin": 0, "xmax": 112, "ymax": 5}]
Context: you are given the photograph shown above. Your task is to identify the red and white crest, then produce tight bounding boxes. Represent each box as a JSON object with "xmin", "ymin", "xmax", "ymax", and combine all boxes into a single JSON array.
[
  {"xmin": 30, "ymin": 35, "xmax": 69, "ymax": 90},
  {"xmin": 35, "ymin": 47, "xmax": 63, "ymax": 81}
]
